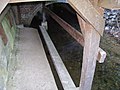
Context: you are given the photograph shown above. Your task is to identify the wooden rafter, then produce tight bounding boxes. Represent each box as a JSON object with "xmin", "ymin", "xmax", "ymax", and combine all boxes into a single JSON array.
[
  {"xmin": 68, "ymin": 0, "xmax": 105, "ymax": 35},
  {"xmin": 9, "ymin": 0, "xmax": 56, "ymax": 3},
  {"xmin": 0, "ymin": 0, "xmax": 9, "ymax": 14},
  {"xmin": 98, "ymin": 0, "xmax": 120, "ymax": 9}
]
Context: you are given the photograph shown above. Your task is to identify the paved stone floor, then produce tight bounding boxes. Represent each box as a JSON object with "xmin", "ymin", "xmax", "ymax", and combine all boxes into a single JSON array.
[{"xmin": 7, "ymin": 27, "xmax": 58, "ymax": 90}]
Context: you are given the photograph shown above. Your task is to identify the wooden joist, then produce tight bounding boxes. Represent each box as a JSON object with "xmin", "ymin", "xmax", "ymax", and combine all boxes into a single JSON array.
[
  {"xmin": 68, "ymin": 0, "xmax": 105, "ymax": 35},
  {"xmin": 9, "ymin": 0, "xmax": 56, "ymax": 3},
  {"xmin": 44, "ymin": 7, "xmax": 106, "ymax": 63},
  {"xmin": 98, "ymin": 0, "xmax": 120, "ymax": 9}
]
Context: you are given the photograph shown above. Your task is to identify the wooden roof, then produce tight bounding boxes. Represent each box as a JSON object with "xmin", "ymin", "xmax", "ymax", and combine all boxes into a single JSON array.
[
  {"xmin": 9, "ymin": 0, "xmax": 56, "ymax": 3},
  {"xmin": 98, "ymin": 0, "xmax": 120, "ymax": 9},
  {"xmin": 0, "ymin": 0, "xmax": 9, "ymax": 14},
  {"xmin": 0, "ymin": 0, "xmax": 120, "ymax": 14}
]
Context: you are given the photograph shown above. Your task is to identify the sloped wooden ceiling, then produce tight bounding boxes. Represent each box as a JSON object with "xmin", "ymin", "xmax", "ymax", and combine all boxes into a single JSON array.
[
  {"xmin": 0, "ymin": 0, "xmax": 9, "ymax": 14},
  {"xmin": 0, "ymin": 0, "xmax": 66, "ymax": 14},
  {"xmin": 1, "ymin": 0, "xmax": 120, "ymax": 14},
  {"xmin": 98, "ymin": 0, "xmax": 120, "ymax": 9},
  {"xmin": 9, "ymin": 0, "xmax": 56, "ymax": 3}
]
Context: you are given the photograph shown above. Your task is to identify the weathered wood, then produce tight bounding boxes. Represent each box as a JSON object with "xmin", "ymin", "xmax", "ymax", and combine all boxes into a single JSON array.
[
  {"xmin": 0, "ymin": 24, "xmax": 8, "ymax": 45},
  {"xmin": 79, "ymin": 19, "xmax": 101, "ymax": 90},
  {"xmin": 40, "ymin": 26, "xmax": 76, "ymax": 90},
  {"xmin": 0, "ymin": 5, "xmax": 10, "ymax": 22},
  {"xmin": 45, "ymin": 7, "xmax": 106, "ymax": 63},
  {"xmin": 0, "ymin": 0, "xmax": 9, "ymax": 14},
  {"xmin": 97, "ymin": 48, "xmax": 106, "ymax": 63},
  {"xmin": 77, "ymin": 14, "xmax": 106, "ymax": 63},
  {"xmin": 44, "ymin": 7, "xmax": 84, "ymax": 46},
  {"xmin": 98, "ymin": 0, "xmax": 120, "ymax": 9},
  {"xmin": 68, "ymin": 0, "xmax": 105, "ymax": 35},
  {"xmin": 9, "ymin": 0, "xmax": 56, "ymax": 3},
  {"xmin": 89, "ymin": 0, "xmax": 104, "ymax": 15},
  {"xmin": 89, "ymin": 0, "xmax": 99, "ymax": 6},
  {"xmin": 9, "ymin": 6, "xmax": 19, "ymax": 24},
  {"xmin": 42, "ymin": 2, "xmax": 46, "ymax": 23}
]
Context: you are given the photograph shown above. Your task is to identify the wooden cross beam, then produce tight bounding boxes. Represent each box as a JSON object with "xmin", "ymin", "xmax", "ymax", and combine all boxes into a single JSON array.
[{"xmin": 44, "ymin": 7, "xmax": 106, "ymax": 63}]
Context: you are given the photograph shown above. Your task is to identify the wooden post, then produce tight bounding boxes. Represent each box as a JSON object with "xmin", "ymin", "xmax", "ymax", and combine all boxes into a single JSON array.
[
  {"xmin": 79, "ymin": 18, "xmax": 101, "ymax": 90},
  {"xmin": 10, "ymin": 5, "xmax": 20, "ymax": 25},
  {"xmin": 16, "ymin": 5, "xmax": 21, "ymax": 24},
  {"xmin": 42, "ymin": 3, "xmax": 48, "ymax": 30},
  {"xmin": 42, "ymin": 2, "xmax": 46, "ymax": 23}
]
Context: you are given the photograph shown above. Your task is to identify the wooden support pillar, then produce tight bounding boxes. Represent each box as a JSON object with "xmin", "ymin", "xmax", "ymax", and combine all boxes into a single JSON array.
[
  {"xmin": 11, "ymin": 5, "xmax": 20, "ymax": 25},
  {"xmin": 42, "ymin": 2, "xmax": 48, "ymax": 30},
  {"xmin": 79, "ymin": 18, "xmax": 101, "ymax": 90},
  {"xmin": 12, "ymin": 5, "xmax": 21, "ymax": 24},
  {"xmin": 17, "ymin": 5, "xmax": 21, "ymax": 24},
  {"xmin": 42, "ymin": 2, "xmax": 46, "ymax": 23},
  {"xmin": 42, "ymin": 11, "xmax": 46, "ymax": 23}
]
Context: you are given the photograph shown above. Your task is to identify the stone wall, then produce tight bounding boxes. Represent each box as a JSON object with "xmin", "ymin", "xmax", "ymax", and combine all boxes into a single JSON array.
[
  {"xmin": 14, "ymin": 2, "xmax": 43, "ymax": 26},
  {"xmin": 19, "ymin": 3, "xmax": 38, "ymax": 25},
  {"xmin": 12, "ymin": 1, "xmax": 68, "ymax": 26}
]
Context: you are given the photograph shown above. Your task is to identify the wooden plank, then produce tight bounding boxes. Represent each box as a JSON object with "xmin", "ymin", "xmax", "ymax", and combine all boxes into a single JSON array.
[
  {"xmin": 44, "ymin": 7, "xmax": 84, "ymax": 46},
  {"xmin": 11, "ymin": 5, "xmax": 21, "ymax": 24},
  {"xmin": 0, "ymin": 0, "xmax": 9, "ymax": 14},
  {"xmin": 1, "ymin": 17, "xmax": 14, "ymax": 49},
  {"xmin": 77, "ymin": 14, "xmax": 106, "ymax": 63},
  {"xmin": 98, "ymin": 0, "xmax": 120, "ymax": 9},
  {"xmin": 9, "ymin": 0, "xmax": 67, "ymax": 3},
  {"xmin": 40, "ymin": 26, "xmax": 76, "ymax": 90},
  {"xmin": 89, "ymin": 0, "xmax": 99, "ymax": 6},
  {"xmin": 79, "ymin": 19, "xmax": 101, "ymax": 90},
  {"xmin": 68, "ymin": 0, "xmax": 105, "ymax": 35},
  {"xmin": 0, "ymin": 5, "xmax": 10, "ymax": 22},
  {"xmin": 45, "ymin": 7, "xmax": 106, "ymax": 63},
  {"xmin": 0, "ymin": 24, "xmax": 8, "ymax": 45},
  {"xmin": 9, "ymin": 0, "xmax": 56, "ymax": 3},
  {"xmin": 42, "ymin": 3, "xmax": 46, "ymax": 23}
]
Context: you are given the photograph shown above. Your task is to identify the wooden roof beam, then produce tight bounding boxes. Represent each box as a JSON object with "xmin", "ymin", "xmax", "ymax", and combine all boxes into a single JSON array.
[
  {"xmin": 0, "ymin": 0, "xmax": 9, "ymax": 14},
  {"xmin": 98, "ymin": 0, "xmax": 120, "ymax": 9},
  {"xmin": 68, "ymin": 0, "xmax": 105, "ymax": 36},
  {"xmin": 9, "ymin": 0, "xmax": 55, "ymax": 3}
]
